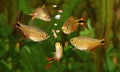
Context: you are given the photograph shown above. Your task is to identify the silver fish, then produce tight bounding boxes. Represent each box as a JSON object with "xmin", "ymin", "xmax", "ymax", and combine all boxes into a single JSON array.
[
  {"xmin": 55, "ymin": 42, "xmax": 63, "ymax": 61},
  {"xmin": 29, "ymin": 5, "xmax": 51, "ymax": 21},
  {"xmin": 45, "ymin": 42, "xmax": 63, "ymax": 69},
  {"xmin": 70, "ymin": 36, "xmax": 105, "ymax": 50},
  {"xmin": 16, "ymin": 22, "xmax": 49, "ymax": 42}
]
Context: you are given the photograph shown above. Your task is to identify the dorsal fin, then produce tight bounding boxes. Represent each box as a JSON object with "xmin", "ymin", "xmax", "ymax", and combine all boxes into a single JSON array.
[
  {"xmin": 42, "ymin": 4, "xmax": 45, "ymax": 8},
  {"xmin": 68, "ymin": 16, "xmax": 74, "ymax": 21}
]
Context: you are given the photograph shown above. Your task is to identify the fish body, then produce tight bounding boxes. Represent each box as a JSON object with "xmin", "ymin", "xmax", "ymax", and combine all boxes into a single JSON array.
[
  {"xmin": 29, "ymin": 5, "xmax": 51, "ymax": 21},
  {"xmin": 62, "ymin": 16, "xmax": 87, "ymax": 34},
  {"xmin": 70, "ymin": 36, "xmax": 105, "ymax": 50},
  {"xmin": 54, "ymin": 42, "xmax": 63, "ymax": 61},
  {"xmin": 45, "ymin": 42, "xmax": 63, "ymax": 69},
  {"xmin": 16, "ymin": 22, "xmax": 49, "ymax": 42}
]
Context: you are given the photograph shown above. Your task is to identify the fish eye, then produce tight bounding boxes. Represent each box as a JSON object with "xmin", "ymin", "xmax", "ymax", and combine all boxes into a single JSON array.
[
  {"xmin": 71, "ymin": 39, "xmax": 73, "ymax": 42},
  {"xmin": 101, "ymin": 40, "xmax": 105, "ymax": 43},
  {"xmin": 16, "ymin": 23, "xmax": 20, "ymax": 26},
  {"xmin": 59, "ymin": 43, "xmax": 62, "ymax": 46},
  {"xmin": 45, "ymin": 35, "xmax": 48, "ymax": 38}
]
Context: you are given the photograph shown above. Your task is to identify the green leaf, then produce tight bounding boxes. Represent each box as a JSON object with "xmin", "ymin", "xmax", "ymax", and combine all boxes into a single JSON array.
[{"xmin": 17, "ymin": 0, "xmax": 32, "ymax": 14}]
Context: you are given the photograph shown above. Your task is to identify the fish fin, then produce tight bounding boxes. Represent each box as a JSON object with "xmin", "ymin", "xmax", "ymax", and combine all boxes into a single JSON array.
[
  {"xmin": 29, "ymin": 13, "xmax": 34, "ymax": 16},
  {"xmin": 42, "ymin": 4, "xmax": 45, "ymax": 8},
  {"xmin": 76, "ymin": 16, "xmax": 88, "ymax": 30},
  {"xmin": 46, "ymin": 57, "xmax": 54, "ymax": 61},
  {"xmin": 54, "ymin": 57, "xmax": 60, "ymax": 62},
  {"xmin": 45, "ymin": 57, "xmax": 55, "ymax": 69},
  {"xmin": 75, "ymin": 16, "xmax": 86, "ymax": 23},
  {"xmin": 22, "ymin": 32, "xmax": 29, "ymax": 38},
  {"xmin": 71, "ymin": 23, "xmax": 79, "ymax": 32},
  {"xmin": 31, "ymin": 16, "xmax": 36, "ymax": 21},
  {"xmin": 79, "ymin": 23, "xmax": 89, "ymax": 30},
  {"xmin": 45, "ymin": 62, "xmax": 52, "ymax": 70},
  {"xmin": 68, "ymin": 16, "xmax": 74, "ymax": 21},
  {"xmin": 89, "ymin": 47, "xmax": 96, "ymax": 51},
  {"xmin": 17, "ymin": 21, "xmax": 22, "ymax": 26},
  {"xmin": 29, "ymin": 14, "xmax": 35, "ymax": 20},
  {"xmin": 80, "ymin": 16, "xmax": 87, "ymax": 20}
]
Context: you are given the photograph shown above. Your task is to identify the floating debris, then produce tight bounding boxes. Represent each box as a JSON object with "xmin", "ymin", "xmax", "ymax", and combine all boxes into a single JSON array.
[
  {"xmin": 52, "ymin": 5, "xmax": 57, "ymax": 8},
  {"xmin": 56, "ymin": 30, "xmax": 60, "ymax": 33},
  {"xmin": 58, "ymin": 10, "xmax": 63, "ymax": 13},
  {"xmin": 55, "ymin": 14, "xmax": 61, "ymax": 19},
  {"xmin": 54, "ymin": 23, "xmax": 58, "ymax": 26},
  {"xmin": 52, "ymin": 29, "xmax": 57, "ymax": 38}
]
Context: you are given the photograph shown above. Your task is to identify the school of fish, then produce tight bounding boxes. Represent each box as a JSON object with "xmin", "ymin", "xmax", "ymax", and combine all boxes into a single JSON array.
[{"xmin": 15, "ymin": 4, "xmax": 106, "ymax": 69}]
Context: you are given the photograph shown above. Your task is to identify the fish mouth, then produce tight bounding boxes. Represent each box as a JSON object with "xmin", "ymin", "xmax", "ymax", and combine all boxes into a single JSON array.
[
  {"xmin": 44, "ymin": 18, "xmax": 51, "ymax": 21},
  {"xmin": 62, "ymin": 27, "xmax": 70, "ymax": 34},
  {"xmin": 46, "ymin": 19, "xmax": 51, "ymax": 21}
]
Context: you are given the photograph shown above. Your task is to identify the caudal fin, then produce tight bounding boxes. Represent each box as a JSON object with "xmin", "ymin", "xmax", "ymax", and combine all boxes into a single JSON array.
[
  {"xmin": 45, "ymin": 57, "xmax": 55, "ymax": 69},
  {"xmin": 77, "ymin": 16, "xmax": 88, "ymax": 30},
  {"xmin": 45, "ymin": 62, "xmax": 52, "ymax": 70}
]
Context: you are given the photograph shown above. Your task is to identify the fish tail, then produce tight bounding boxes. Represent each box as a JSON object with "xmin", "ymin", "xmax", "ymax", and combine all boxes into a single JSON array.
[
  {"xmin": 45, "ymin": 62, "xmax": 52, "ymax": 70},
  {"xmin": 45, "ymin": 57, "xmax": 55, "ymax": 69},
  {"xmin": 46, "ymin": 57, "xmax": 54, "ymax": 61},
  {"xmin": 77, "ymin": 16, "xmax": 86, "ymax": 23},
  {"xmin": 77, "ymin": 16, "xmax": 89, "ymax": 30}
]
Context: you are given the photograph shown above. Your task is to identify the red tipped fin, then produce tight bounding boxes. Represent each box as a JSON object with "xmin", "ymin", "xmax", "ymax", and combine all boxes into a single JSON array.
[
  {"xmin": 46, "ymin": 57, "xmax": 54, "ymax": 61},
  {"xmin": 45, "ymin": 62, "xmax": 52, "ymax": 70}
]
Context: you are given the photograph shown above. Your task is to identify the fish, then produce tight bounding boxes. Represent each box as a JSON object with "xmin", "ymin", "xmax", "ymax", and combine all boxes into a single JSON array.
[
  {"xmin": 16, "ymin": 22, "xmax": 49, "ymax": 42},
  {"xmin": 70, "ymin": 36, "xmax": 105, "ymax": 50},
  {"xmin": 54, "ymin": 42, "xmax": 63, "ymax": 61},
  {"xmin": 62, "ymin": 16, "xmax": 88, "ymax": 34},
  {"xmin": 29, "ymin": 5, "xmax": 51, "ymax": 21},
  {"xmin": 45, "ymin": 42, "xmax": 63, "ymax": 69}
]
